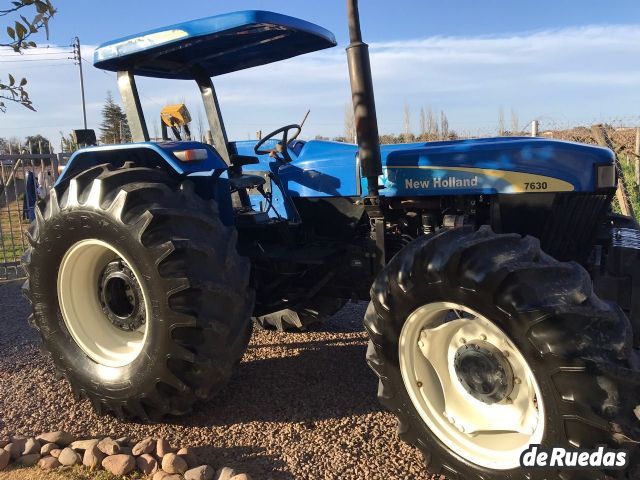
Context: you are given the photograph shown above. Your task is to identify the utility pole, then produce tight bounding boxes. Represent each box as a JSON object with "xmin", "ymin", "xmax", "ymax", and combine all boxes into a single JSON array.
[{"xmin": 72, "ymin": 37, "xmax": 88, "ymax": 129}]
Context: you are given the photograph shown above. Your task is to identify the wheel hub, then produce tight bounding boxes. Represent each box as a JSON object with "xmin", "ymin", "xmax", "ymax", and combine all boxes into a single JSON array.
[
  {"xmin": 454, "ymin": 341, "xmax": 514, "ymax": 404},
  {"xmin": 98, "ymin": 260, "xmax": 146, "ymax": 331}
]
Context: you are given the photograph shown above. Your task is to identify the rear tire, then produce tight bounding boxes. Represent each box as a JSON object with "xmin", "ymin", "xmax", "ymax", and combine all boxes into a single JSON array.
[
  {"xmin": 22, "ymin": 163, "xmax": 253, "ymax": 419},
  {"xmin": 365, "ymin": 226, "xmax": 639, "ymax": 479}
]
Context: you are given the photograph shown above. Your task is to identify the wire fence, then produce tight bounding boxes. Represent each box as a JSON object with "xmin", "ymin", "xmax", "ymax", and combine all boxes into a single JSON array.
[{"xmin": 0, "ymin": 148, "xmax": 67, "ymax": 281}]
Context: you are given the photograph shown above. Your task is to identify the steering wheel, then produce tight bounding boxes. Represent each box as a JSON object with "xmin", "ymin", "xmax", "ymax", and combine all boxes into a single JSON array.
[{"xmin": 254, "ymin": 124, "xmax": 302, "ymax": 163}]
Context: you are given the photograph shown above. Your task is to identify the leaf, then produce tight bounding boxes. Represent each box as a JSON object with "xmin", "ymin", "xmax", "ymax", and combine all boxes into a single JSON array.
[
  {"xmin": 19, "ymin": 78, "xmax": 27, "ymax": 86},
  {"xmin": 35, "ymin": 0, "xmax": 48, "ymax": 13},
  {"xmin": 21, "ymin": 15, "xmax": 37, "ymax": 33},
  {"xmin": 15, "ymin": 21, "xmax": 27, "ymax": 40},
  {"xmin": 6, "ymin": 26, "xmax": 15, "ymax": 40},
  {"xmin": 8, "ymin": 74, "xmax": 15, "ymax": 87}
]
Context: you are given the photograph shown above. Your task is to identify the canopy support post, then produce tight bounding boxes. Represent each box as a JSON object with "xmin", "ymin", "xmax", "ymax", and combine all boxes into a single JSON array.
[
  {"xmin": 117, "ymin": 71, "xmax": 149, "ymax": 142},
  {"xmin": 193, "ymin": 68, "xmax": 231, "ymax": 165}
]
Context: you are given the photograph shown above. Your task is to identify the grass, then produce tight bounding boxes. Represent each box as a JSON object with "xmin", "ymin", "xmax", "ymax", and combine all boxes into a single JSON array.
[
  {"xmin": 0, "ymin": 466, "xmax": 146, "ymax": 480},
  {"xmin": 617, "ymin": 155, "xmax": 640, "ymax": 222}
]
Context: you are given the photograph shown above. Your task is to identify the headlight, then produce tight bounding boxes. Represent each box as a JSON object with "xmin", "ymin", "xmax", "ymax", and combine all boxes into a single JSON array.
[{"xmin": 596, "ymin": 164, "xmax": 616, "ymax": 189}]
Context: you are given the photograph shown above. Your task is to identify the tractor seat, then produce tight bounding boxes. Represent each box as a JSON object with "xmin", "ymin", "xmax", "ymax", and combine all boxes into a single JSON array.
[{"xmin": 229, "ymin": 173, "xmax": 266, "ymax": 191}]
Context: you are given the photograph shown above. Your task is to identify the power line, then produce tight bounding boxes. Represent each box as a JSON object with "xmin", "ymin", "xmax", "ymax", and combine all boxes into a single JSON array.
[
  {"xmin": 5, "ymin": 63, "xmax": 73, "ymax": 69},
  {"xmin": 0, "ymin": 51, "xmax": 73, "ymax": 57},
  {"xmin": 0, "ymin": 57, "xmax": 71, "ymax": 62}
]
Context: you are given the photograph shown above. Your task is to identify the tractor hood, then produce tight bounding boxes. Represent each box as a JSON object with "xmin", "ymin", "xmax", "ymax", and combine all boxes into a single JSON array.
[{"xmin": 262, "ymin": 137, "xmax": 615, "ymax": 197}]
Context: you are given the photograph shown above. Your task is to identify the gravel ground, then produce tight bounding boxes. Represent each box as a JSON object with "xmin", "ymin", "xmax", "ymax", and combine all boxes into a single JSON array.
[{"xmin": 0, "ymin": 280, "xmax": 437, "ymax": 480}]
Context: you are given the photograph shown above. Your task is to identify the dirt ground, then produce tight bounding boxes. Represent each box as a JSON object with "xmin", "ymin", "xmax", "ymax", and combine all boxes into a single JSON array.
[{"xmin": 0, "ymin": 280, "xmax": 436, "ymax": 480}]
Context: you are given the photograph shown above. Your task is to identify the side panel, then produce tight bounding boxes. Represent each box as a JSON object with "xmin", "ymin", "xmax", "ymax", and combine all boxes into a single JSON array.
[{"xmin": 383, "ymin": 165, "xmax": 575, "ymax": 196}]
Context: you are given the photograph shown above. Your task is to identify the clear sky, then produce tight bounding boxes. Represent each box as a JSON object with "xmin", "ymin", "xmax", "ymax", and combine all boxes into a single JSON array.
[{"xmin": 3, "ymin": 0, "xmax": 640, "ymax": 146}]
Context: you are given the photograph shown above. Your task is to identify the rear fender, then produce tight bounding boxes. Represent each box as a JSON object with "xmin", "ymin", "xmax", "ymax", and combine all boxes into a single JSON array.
[{"xmin": 56, "ymin": 141, "xmax": 228, "ymax": 185}]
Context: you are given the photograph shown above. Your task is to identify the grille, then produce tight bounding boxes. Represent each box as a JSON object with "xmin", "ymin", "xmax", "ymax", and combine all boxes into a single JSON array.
[{"xmin": 540, "ymin": 193, "xmax": 612, "ymax": 263}]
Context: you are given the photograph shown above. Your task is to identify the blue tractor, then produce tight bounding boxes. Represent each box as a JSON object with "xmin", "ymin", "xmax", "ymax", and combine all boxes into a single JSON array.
[{"xmin": 23, "ymin": 3, "xmax": 639, "ymax": 478}]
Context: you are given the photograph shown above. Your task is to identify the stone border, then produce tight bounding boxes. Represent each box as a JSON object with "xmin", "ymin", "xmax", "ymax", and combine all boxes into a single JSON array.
[{"xmin": 0, "ymin": 431, "xmax": 251, "ymax": 480}]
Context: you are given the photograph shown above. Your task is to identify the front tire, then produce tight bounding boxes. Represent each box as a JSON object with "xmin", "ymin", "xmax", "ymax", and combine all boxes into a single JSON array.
[
  {"xmin": 22, "ymin": 163, "xmax": 254, "ymax": 419},
  {"xmin": 365, "ymin": 226, "xmax": 639, "ymax": 479}
]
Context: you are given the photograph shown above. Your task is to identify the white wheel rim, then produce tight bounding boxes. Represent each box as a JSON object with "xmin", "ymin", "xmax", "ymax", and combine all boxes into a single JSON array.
[
  {"xmin": 57, "ymin": 239, "xmax": 149, "ymax": 368},
  {"xmin": 399, "ymin": 302, "xmax": 545, "ymax": 470}
]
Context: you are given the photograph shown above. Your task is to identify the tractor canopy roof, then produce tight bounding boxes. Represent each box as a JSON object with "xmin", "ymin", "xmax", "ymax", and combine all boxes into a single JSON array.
[{"xmin": 93, "ymin": 10, "xmax": 337, "ymax": 79}]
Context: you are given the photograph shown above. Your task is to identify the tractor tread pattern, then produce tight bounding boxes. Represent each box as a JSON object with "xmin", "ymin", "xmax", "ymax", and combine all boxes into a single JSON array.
[
  {"xmin": 22, "ymin": 164, "xmax": 253, "ymax": 420},
  {"xmin": 364, "ymin": 226, "xmax": 639, "ymax": 480}
]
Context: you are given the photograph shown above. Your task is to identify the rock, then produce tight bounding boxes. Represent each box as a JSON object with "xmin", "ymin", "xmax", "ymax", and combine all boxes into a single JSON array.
[
  {"xmin": 635, "ymin": 404, "xmax": 640, "ymax": 421},
  {"xmin": 38, "ymin": 456, "xmax": 60, "ymax": 470},
  {"xmin": 50, "ymin": 449, "xmax": 62, "ymax": 458},
  {"xmin": 70, "ymin": 439, "xmax": 99, "ymax": 451},
  {"xmin": 230, "ymin": 475, "xmax": 252, "ymax": 480},
  {"xmin": 157, "ymin": 438, "xmax": 173, "ymax": 457},
  {"xmin": 97, "ymin": 437, "xmax": 120, "ymax": 456},
  {"xmin": 132, "ymin": 437, "xmax": 155, "ymax": 456},
  {"xmin": 17, "ymin": 453, "xmax": 41, "ymax": 467},
  {"xmin": 0, "ymin": 449, "xmax": 10, "ymax": 470},
  {"xmin": 83, "ymin": 444, "xmax": 105, "ymax": 469},
  {"xmin": 36, "ymin": 431, "xmax": 74, "ymax": 447},
  {"xmin": 137, "ymin": 453, "xmax": 158, "ymax": 475},
  {"xmin": 178, "ymin": 447, "xmax": 199, "ymax": 469},
  {"xmin": 162, "ymin": 452, "xmax": 188, "ymax": 474},
  {"xmin": 22, "ymin": 438, "xmax": 41, "ymax": 455},
  {"xmin": 115, "ymin": 436, "xmax": 130, "ymax": 446},
  {"xmin": 102, "ymin": 454, "xmax": 136, "ymax": 475},
  {"xmin": 215, "ymin": 467, "xmax": 237, "ymax": 480},
  {"xmin": 58, "ymin": 447, "xmax": 81, "ymax": 466},
  {"xmin": 0, "ymin": 438, "xmax": 9, "ymax": 449},
  {"xmin": 119, "ymin": 445, "xmax": 133, "ymax": 455},
  {"xmin": 185, "ymin": 465, "xmax": 215, "ymax": 480},
  {"xmin": 4, "ymin": 442, "xmax": 24, "ymax": 460},
  {"xmin": 40, "ymin": 443, "xmax": 59, "ymax": 455},
  {"xmin": 154, "ymin": 472, "xmax": 182, "ymax": 480}
]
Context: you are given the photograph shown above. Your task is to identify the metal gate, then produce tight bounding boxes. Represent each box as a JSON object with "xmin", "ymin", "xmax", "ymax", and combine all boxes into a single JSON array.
[{"xmin": 0, "ymin": 152, "xmax": 69, "ymax": 281}]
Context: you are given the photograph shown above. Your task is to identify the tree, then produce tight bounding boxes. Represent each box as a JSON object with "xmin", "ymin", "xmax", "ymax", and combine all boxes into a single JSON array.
[
  {"xmin": 344, "ymin": 103, "xmax": 355, "ymax": 143},
  {"xmin": 510, "ymin": 108, "xmax": 519, "ymax": 135},
  {"xmin": 440, "ymin": 111, "xmax": 449, "ymax": 140},
  {"xmin": 419, "ymin": 107, "xmax": 426, "ymax": 137},
  {"xmin": 403, "ymin": 102, "xmax": 411, "ymax": 136},
  {"xmin": 99, "ymin": 92, "xmax": 131, "ymax": 144},
  {"xmin": 59, "ymin": 130, "xmax": 77, "ymax": 153},
  {"xmin": 1, "ymin": 0, "xmax": 56, "ymax": 112},
  {"xmin": 25, "ymin": 133, "xmax": 51, "ymax": 153},
  {"xmin": 498, "ymin": 107, "xmax": 505, "ymax": 136},
  {"xmin": 427, "ymin": 107, "xmax": 439, "ymax": 140}
]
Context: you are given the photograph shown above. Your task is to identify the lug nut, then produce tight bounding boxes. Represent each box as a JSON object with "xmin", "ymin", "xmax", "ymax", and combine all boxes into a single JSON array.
[
  {"xmin": 480, "ymin": 334, "xmax": 487, "ymax": 341},
  {"xmin": 459, "ymin": 337, "xmax": 466, "ymax": 344},
  {"xmin": 416, "ymin": 381, "xmax": 423, "ymax": 388}
]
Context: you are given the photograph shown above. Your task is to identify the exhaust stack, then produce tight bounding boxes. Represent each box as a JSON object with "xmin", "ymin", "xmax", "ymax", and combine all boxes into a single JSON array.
[{"xmin": 346, "ymin": 0, "xmax": 382, "ymax": 198}]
